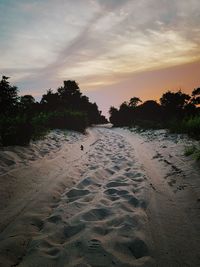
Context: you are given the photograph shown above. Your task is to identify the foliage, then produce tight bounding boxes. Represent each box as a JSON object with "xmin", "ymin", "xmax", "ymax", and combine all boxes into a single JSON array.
[
  {"xmin": 0, "ymin": 76, "xmax": 18, "ymax": 115},
  {"xmin": 0, "ymin": 115, "xmax": 32, "ymax": 146},
  {"xmin": 191, "ymin": 87, "xmax": 200, "ymax": 105},
  {"xmin": 109, "ymin": 99, "xmax": 163, "ymax": 128},
  {"xmin": 132, "ymin": 119, "xmax": 163, "ymax": 130},
  {"xmin": 169, "ymin": 116, "xmax": 200, "ymax": 139},
  {"xmin": 194, "ymin": 150, "xmax": 200, "ymax": 160},
  {"xmin": 0, "ymin": 77, "xmax": 107, "ymax": 146},
  {"xmin": 184, "ymin": 145, "xmax": 200, "ymax": 161},
  {"xmin": 184, "ymin": 146, "xmax": 196, "ymax": 156},
  {"xmin": 109, "ymin": 89, "xmax": 200, "ymax": 140},
  {"xmin": 128, "ymin": 97, "xmax": 142, "ymax": 107},
  {"xmin": 45, "ymin": 110, "xmax": 88, "ymax": 132},
  {"xmin": 160, "ymin": 90, "xmax": 190, "ymax": 109},
  {"xmin": 40, "ymin": 80, "xmax": 107, "ymax": 124},
  {"xmin": 160, "ymin": 90, "xmax": 191, "ymax": 120}
]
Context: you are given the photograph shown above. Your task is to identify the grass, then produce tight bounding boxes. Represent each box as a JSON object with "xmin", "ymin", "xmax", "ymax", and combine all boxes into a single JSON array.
[
  {"xmin": 169, "ymin": 115, "xmax": 200, "ymax": 139},
  {"xmin": 194, "ymin": 149, "xmax": 200, "ymax": 161},
  {"xmin": 184, "ymin": 145, "xmax": 197, "ymax": 156},
  {"xmin": 184, "ymin": 145, "xmax": 200, "ymax": 161}
]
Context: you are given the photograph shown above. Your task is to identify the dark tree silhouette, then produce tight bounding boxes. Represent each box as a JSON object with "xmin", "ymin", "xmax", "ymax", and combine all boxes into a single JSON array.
[
  {"xmin": 109, "ymin": 106, "xmax": 119, "ymax": 126},
  {"xmin": 160, "ymin": 90, "xmax": 191, "ymax": 119},
  {"xmin": 137, "ymin": 100, "xmax": 162, "ymax": 121},
  {"xmin": 109, "ymin": 102, "xmax": 134, "ymax": 126},
  {"xmin": 119, "ymin": 102, "xmax": 133, "ymax": 125},
  {"xmin": 20, "ymin": 95, "xmax": 35, "ymax": 109},
  {"xmin": 41, "ymin": 89, "xmax": 60, "ymax": 111},
  {"xmin": 0, "ymin": 76, "xmax": 18, "ymax": 115},
  {"xmin": 40, "ymin": 80, "xmax": 106, "ymax": 124},
  {"xmin": 0, "ymin": 77, "xmax": 107, "ymax": 146},
  {"xmin": 57, "ymin": 80, "xmax": 82, "ymax": 109},
  {"xmin": 192, "ymin": 87, "xmax": 200, "ymax": 105},
  {"xmin": 128, "ymin": 97, "xmax": 142, "ymax": 108}
]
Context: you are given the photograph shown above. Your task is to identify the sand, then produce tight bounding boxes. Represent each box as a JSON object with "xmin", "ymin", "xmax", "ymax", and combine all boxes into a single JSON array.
[{"xmin": 0, "ymin": 125, "xmax": 199, "ymax": 267}]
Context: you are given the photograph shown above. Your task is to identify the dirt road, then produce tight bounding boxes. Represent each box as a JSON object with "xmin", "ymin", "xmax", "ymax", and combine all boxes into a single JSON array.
[{"xmin": 0, "ymin": 126, "xmax": 199, "ymax": 267}]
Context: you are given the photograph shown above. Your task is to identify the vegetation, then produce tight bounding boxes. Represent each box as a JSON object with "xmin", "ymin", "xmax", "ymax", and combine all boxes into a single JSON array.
[
  {"xmin": 184, "ymin": 145, "xmax": 200, "ymax": 161},
  {"xmin": 184, "ymin": 146, "xmax": 197, "ymax": 156},
  {"xmin": 0, "ymin": 76, "xmax": 107, "ymax": 146},
  {"xmin": 109, "ymin": 88, "xmax": 200, "ymax": 139},
  {"xmin": 195, "ymin": 150, "xmax": 200, "ymax": 160},
  {"xmin": 169, "ymin": 116, "xmax": 200, "ymax": 138}
]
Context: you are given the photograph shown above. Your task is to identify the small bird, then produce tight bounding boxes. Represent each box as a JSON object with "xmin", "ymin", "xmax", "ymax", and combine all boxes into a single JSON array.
[{"xmin": 80, "ymin": 145, "xmax": 84, "ymax": 151}]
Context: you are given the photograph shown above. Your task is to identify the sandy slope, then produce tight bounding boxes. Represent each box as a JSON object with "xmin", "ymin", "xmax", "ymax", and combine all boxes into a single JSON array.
[{"xmin": 0, "ymin": 126, "xmax": 199, "ymax": 267}]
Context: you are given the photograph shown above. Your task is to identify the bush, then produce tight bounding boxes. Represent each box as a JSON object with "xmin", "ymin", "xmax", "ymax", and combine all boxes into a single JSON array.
[
  {"xmin": 184, "ymin": 145, "xmax": 200, "ymax": 161},
  {"xmin": 0, "ymin": 115, "xmax": 32, "ymax": 146},
  {"xmin": 184, "ymin": 146, "xmax": 196, "ymax": 156},
  {"xmin": 169, "ymin": 116, "xmax": 200, "ymax": 139},
  {"xmin": 195, "ymin": 150, "xmax": 200, "ymax": 160},
  {"xmin": 46, "ymin": 110, "xmax": 88, "ymax": 132},
  {"xmin": 133, "ymin": 119, "xmax": 163, "ymax": 130},
  {"xmin": 31, "ymin": 112, "xmax": 50, "ymax": 140},
  {"xmin": 183, "ymin": 116, "xmax": 200, "ymax": 138},
  {"xmin": 0, "ymin": 110, "xmax": 88, "ymax": 146}
]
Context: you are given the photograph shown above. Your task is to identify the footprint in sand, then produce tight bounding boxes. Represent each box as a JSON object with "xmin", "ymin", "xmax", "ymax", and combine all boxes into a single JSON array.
[
  {"xmin": 66, "ymin": 188, "xmax": 90, "ymax": 202},
  {"xmin": 47, "ymin": 214, "xmax": 62, "ymax": 223},
  {"xmin": 63, "ymin": 223, "xmax": 85, "ymax": 239},
  {"xmin": 114, "ymin": 238, "xmax": 149, "ymax": 259},
  {"xmin": 106, "ymin": 181, "xmax": 129, "ymax": 188},
  {"xmin": 82, "ymin": 207, "xmax": 111, "ymax": 221}
]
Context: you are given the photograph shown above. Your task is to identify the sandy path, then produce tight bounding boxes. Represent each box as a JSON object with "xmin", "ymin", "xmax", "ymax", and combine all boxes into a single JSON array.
[
  {"xmin": 116, "ymin": 128, "xmax": 200, "ymax": 267},
  {"xmin": 0, "ymin": 126, "xmax": 200, "ymax": 267}
]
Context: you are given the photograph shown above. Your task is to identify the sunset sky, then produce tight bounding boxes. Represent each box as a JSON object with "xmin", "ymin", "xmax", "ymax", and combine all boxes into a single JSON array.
[{"xmin": 0, "ymin": 0, "xmax": 200, "ymax": 116}]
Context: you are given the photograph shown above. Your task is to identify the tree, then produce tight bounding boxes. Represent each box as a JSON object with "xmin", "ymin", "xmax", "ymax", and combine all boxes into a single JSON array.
[
  {"xmin": 128, "ymin": 97, "xmax": 142, "ymax": 108},
  {"xmin": 20, "ymin": 95, "xmax": 35, "ymax": 107},
  {"xmin": 160, "ymin": 90, "xmax": 191, "ymax": 119},
  {"xmin": 191, "ymin": 87, "xmax": 200, "ymax": 105},
  {"xmin": 136, "ymin": 100, "xmax": 162, "ymax": 122},
  {"xmin": 57, "ymin": 80, "xmax": 82, "ymax": 109},
  {"xmin": 41, "ymin": 89, "xmax": 60, "ymax": 111},
  {"xmin": 109, "ymin": 106, "xmax": 119, "ymax": 126},
  {"xmin": 0, "ymin": 76, "xmax": 18, "ymax": 114},
  {"xmin": 18, "ymin": 94, "xmax": 36, "ymax": 116}
]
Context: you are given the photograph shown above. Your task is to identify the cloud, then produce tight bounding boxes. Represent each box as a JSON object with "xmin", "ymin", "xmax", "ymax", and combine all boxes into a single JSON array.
[
  {"xmin": 0, "ymin": 0, "xmax": 200, "ymax": 100},
  {"xmin": 91, "ymin": 0, "xmax": 130, "ymax": 10}
]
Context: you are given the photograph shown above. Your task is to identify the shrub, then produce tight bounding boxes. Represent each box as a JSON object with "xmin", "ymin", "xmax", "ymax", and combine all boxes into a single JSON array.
[
  {"xmin": 45, "ymin": 110, "xmax": 88, "ymax": 132},
  {"xmin": 0, "ymin": 110, "xmax": 88, "ymax": 146},
  {"xmin": 194, "ymin": 150, "xmax": 200, "ymax": 161},
  {"xmin": 169, "ymin": 116, "xmax": 200, "ymax": 139},
  {"xmin": 133, "ymin": 119, "xmax": 163, "ymax": 130},
  {"xmin": 31, "ymin": 112, "xmax": 50, "ymax": 140},
  {"xmin": 184, "ymin": 146, "xmax": 196, "ymax": 156},
  {"xmin": 184, "ymin": 145, "xmax": 200, "ymax": 161},
  {"xmin": 183, "ymin": 116, "xmax": 200, "ymax": 138},
  {"xmin": 0, "ymin": 115, "xmax": 32, "ymax": 146}
]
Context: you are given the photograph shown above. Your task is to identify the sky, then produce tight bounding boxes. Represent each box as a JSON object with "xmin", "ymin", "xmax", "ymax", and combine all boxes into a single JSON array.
[{"xmin": 0, "ymin": 0, "xmax": 200, "ymax": 116}]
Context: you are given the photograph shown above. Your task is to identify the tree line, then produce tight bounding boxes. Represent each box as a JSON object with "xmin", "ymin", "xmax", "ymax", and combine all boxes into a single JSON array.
[
  {"xmin": 109, "ymin": 88, "xmax": 200, "ymax": 139},
  {"xmin": 0, "ymin": 76, "xmax": 107, "ymax": 146}
]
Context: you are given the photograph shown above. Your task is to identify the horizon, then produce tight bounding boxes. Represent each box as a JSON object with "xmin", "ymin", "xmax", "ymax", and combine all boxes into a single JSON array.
[{"xmin": 1, "ymin": 0, "xmax": 200, "ymax": 116}]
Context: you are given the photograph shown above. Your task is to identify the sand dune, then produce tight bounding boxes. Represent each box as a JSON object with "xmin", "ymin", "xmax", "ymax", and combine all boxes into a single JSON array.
[{"xmin": 0, "ymin": 126, "xmax": 200, "ymax": 266}]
